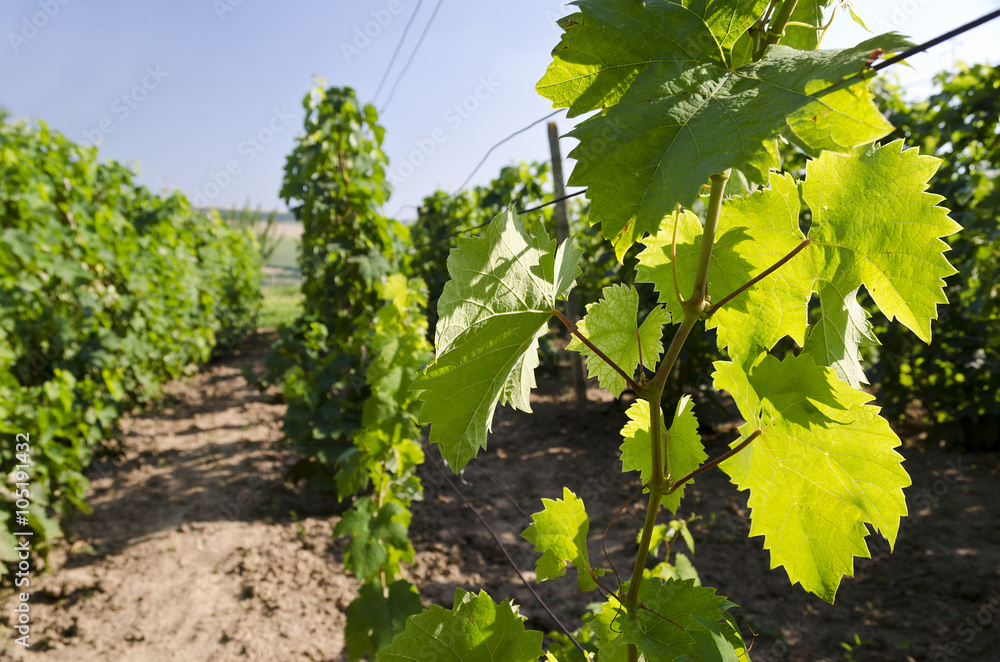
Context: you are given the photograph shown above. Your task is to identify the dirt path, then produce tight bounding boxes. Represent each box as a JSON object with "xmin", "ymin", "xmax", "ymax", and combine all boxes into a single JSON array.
[
  {"xmin": 2, "ymin": 332, "xmax": 999, "ymax": 661},
  {"xmin": 0, "ymin": 332, "xmax": 354, "ymax": 661}
]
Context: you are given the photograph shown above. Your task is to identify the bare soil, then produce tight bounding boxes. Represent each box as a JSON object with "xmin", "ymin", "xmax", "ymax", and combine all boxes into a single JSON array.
[{"xmin": 2, "ymin": 331, "xmax": 998, "ymax": 661}]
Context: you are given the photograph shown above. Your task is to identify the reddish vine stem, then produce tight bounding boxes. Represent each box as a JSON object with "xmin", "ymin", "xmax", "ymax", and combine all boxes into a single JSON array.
[
  {"xmin": 553, "ymin": 308, "xmax": 642, "ymax": 393},
  {"xmin": 669, "ymin": 430, "xmax": 762, "ymax": 494},
  {"xmin": 705, "ymin": 238, "xmax": 812, "ymax": 319}
]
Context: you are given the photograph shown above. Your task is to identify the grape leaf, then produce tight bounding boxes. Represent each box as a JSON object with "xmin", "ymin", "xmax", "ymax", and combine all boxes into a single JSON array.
[
  {"xmin": 538, "ymin": 0, "xmax": 911, "ymax": 245},
  {"xmin": 345, "ymin": 580, "xmax": 423, "ymax": 661},
  {"xmin": 566, "ymin": 284, "xmax": 669, "ymax": 396},
  {"xmin": 375, "ymin": 588, "xmax": 543, "ymax": 662},
  {"xmin": 333, "ymin": 497, "xmax": 413, "ymax": 580},
  {"xmin": 412, "ymin": 209, "xmax": 583, "ymax": 471},
  {"xmin": 803, "ymin": 140, "xmax": 961, "ymax": 348},
  {"xmin": 590, "ymin": 578, "xmax": 743, "ymax": 661},
  {"xmin": 521, "ymin": 487, "xmax": 603, "ymax": 591},
  {"xmin": 620, "ymin": 396, "xmax": 706, "ymax": 512},
  {"xmin": 712, "ymin": 353, "xmax": 910, "ymax": 601}
]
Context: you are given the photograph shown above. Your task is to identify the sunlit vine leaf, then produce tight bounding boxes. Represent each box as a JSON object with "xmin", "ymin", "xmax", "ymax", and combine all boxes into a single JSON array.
[
  {"xmin": 412, "ymin": 209, "xmax": 583, "ymax": 471},
  {"xmin": 538, "ymin": 0, "xmax": 911, "ymax": 247},
  {"xmin": 802, "ymin": 140, "xmax": 961, "ymax": 380},
  {"xmin": 712, "ymin": 353, "xmax": 910, "ymax": 601},
  {"xmin": 566, "ymin": 284, "xmax": 669, "ymax": 396},
  {"xmin": 521, "ymin": 487, "xmax": 604, "ymax": 591},
  {"xmin": 806, "ymin": 282, "xmax": 879, "ymax": 387},
  {"xmin": 375, "ymin": 588, "xmax": 543, "ymax": 662}
]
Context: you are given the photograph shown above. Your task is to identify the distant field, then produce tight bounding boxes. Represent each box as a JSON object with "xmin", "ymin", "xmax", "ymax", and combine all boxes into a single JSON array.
[
  {"xmin": 258, "ymin": 284, "xmax": 302, "ymax": 328},
  {"xmin": 260, "ymin": 221, "xmax": 301, "ymax": 288},
  {"xmin": 265, "ymin": 233, "xmax": 299, "ymax": 271}
]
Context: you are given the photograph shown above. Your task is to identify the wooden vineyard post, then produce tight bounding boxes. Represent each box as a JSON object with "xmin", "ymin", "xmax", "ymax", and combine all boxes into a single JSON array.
[{"xmin": 547, "ymin": 121, "xmax": 587, "ymax": 403}]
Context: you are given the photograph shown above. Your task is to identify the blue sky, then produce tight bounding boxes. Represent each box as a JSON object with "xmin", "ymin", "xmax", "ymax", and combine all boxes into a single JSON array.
[{"xmin": 2, "ymin": 0, "xmax": 998, "ymax": 222}]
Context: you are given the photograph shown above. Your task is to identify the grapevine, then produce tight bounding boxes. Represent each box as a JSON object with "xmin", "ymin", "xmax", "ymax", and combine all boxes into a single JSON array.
[{"xmin": 383, "ymin": 2, "xmax": 963, "ymax": 661}]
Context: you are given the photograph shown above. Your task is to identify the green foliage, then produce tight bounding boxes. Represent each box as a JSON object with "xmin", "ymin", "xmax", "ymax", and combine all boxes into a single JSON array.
[
  {"xmin": 375, "ymin": 588, "xmax": 544, "ymax": 662},
  {"xmin": 589, "ymin": 578, "xmax": 745, "ymax": 661},
  {"xmin": 345, "ymin": 579, "xmax": 423, "ymax": 660},
  {"xmin": 870, "ymin": 64, "xmax": 1000, "ymax": 448},
  {"xmin": 538, "ymin": 0, "xmax": 911, "ymax": 251},
  {"xmin": 0, "ymin": 115, "xmax": 261, "ymax": 571},
  {"xmin": 396, "ymin": 2, "xmax": 968, "ymax": 661},
  {"xmin": 714, "ymin": 354, "xmax": 908, "ymax": 601},
  {"xmin": 216, "ymin": 200, "xmax": 283, "ymax": 265},
  {"xmin": 267, "ymin": 84, "xmax": 431, "ymax": 660}
]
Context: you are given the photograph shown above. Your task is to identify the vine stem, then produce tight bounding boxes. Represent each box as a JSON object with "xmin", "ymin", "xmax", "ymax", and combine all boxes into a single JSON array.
[
  {"xmin": 705, "ymin": 238, "xmax": 812, "ymax": 319},
  {"xmin": 624, "ymin": 170, "xmax": 730, "ymax": 662},
  {"xmin": 754, "ymin": 0, "xmax": 800, "ymax": 60},
  {"xmin": 552, "ymin": 308, "xmax": 643, "ymax": 394},
  {"xmin": 669, "ymin": 430, "xmax": 761, "ymax": 494}
]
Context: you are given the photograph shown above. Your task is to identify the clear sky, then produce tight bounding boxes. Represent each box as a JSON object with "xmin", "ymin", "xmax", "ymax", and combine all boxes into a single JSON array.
[{"xmin": 3, "ymin": 1, "xmax": 998, "ymax": 222}]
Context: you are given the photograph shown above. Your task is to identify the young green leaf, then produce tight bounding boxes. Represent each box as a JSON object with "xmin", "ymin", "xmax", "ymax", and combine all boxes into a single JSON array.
[
  {"xmin": 538, "ymin": 0, "xmax": 911, "ymax": 245},
  {"xmin": 566, "ymin": 284, "xmax": 669, "ymax": 396},
  {"xmin": 412, "ymin": 209, "xmax": 583, "ymax": 471},
  {"xmin": 712, "ymin": 353, "xmax": 910, "ymax": 602},
  {"xmin": 375, "ymin": 588, "xmax": 543, "ymax": 662},
  {"xmin": 620, "ymin": 397, "xmax": 706, "ymax": 512},
  {"xmin": 521, "ymin": 487, "xmax": 604, "ymax": 591},
  {"xmin": 345, "ymin": 580, "xmax": 423, "ymax": 661},
  {"xmin": 619, "ymin": 399, "xmax": 665, "ymax": 493}
]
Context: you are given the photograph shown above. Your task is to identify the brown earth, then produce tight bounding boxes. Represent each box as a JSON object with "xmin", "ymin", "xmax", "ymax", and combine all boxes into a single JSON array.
[{"xmin": 1, "ymin": 330, "xmax": 998, "ymax": 661}]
